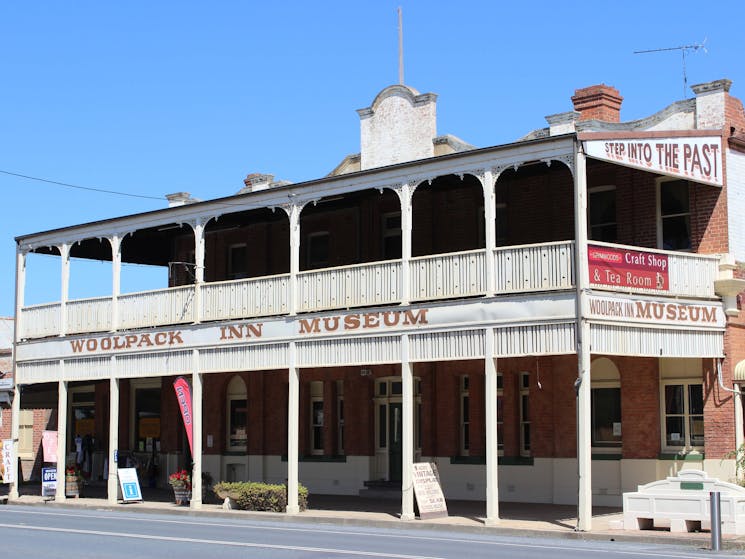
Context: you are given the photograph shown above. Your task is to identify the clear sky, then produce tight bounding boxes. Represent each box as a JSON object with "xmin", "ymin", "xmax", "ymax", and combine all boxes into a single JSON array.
[{"xmin": 1, "ymin": 1, "xmax": 744, "ymax": 316}]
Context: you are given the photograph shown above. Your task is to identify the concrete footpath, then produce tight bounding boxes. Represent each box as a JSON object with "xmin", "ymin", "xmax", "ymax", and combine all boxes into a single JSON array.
[{"xmin": 5, "ymin": 484, "xmax": 745, "ymax": 552}]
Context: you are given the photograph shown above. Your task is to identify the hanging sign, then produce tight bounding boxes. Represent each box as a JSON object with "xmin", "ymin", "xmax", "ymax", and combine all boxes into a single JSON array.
[
  {"xmin": 42, "ymin": 430, "xmax": 58, "ymax": 463},
  {"xmin": 173, "ymin": 377, "xmax": 194, "ymax": 454},
  {"xmin": 588, "ymin": 244, "xmax": 669, "ymax": 291},
  {"xmin": 412, "ymin": 462, "xmax": 448, "ymax": 520},
  {"xmin": 117, "ymin": 467, "xmax": 143, "ymax": 502},
  {"xmin": 583, "ymin": 135, "xmax": 723, "ymax": 186}
]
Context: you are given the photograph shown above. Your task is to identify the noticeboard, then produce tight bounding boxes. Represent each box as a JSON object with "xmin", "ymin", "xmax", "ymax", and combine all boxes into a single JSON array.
[
  {"xmin": 117, "ymin": 467, "xmax": 143, "ymax": 502},
  {"xmin": 412, "ymin": 462, "xmax": 448, "ymax": 520}
]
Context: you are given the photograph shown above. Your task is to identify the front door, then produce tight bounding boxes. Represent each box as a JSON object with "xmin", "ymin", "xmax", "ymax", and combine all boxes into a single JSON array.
[{"xmin": 388, "ymin": 403, "xmax": 402, "ymax": 482}]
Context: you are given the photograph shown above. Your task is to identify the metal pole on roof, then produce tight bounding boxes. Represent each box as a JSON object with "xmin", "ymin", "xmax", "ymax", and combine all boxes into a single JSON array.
[{"xmin": 398, "ymin": 7, "xmax": 404, "ymax": 85}]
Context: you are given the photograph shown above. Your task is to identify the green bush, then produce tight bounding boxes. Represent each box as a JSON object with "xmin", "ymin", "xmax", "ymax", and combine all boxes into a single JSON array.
[{"xmin": 213, "ymin": 481, "xmax": 309, "ymax": 512}]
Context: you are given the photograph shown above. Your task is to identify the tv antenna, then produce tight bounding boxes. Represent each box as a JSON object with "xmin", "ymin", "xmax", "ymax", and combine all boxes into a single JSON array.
[{"xmin": 634, "ymin": 40, "xmax": 707, "ymax": 99}]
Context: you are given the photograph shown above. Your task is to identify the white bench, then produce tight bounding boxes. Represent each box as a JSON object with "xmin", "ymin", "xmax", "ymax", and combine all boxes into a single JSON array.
[{"xmin": 623, "ymin": 469, "xmax": 745, "ymax": 535}]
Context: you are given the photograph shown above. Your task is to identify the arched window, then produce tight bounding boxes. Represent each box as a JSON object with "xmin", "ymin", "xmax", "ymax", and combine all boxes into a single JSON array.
[{"xmin": 226, "ymin": 376, "xmax": 248, "ymax": 451}]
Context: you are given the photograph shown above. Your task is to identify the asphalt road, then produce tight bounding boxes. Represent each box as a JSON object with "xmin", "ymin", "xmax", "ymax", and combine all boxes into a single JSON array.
[{"xmin": 0, "ymin": 505, "xmax": 735, "ymax": 559}]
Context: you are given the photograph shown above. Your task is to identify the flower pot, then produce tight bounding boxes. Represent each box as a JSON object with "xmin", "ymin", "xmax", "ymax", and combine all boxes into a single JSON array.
[{"xmin": 172, "ymin": 486, "xmax": 191, "ymax": 505}]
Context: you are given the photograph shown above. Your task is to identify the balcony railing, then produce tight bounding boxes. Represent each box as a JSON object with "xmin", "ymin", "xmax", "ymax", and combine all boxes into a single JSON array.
[
  {"xmin": 18, "ymin": 241, "xmax": 721, "ymax": 340},
  {"xmin": 299, "ymin": 260, "xmax": 401, "ymax": 313}
]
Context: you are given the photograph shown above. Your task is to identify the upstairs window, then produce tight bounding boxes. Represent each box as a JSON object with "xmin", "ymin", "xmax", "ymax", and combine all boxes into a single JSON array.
[
  {"xmin": 589, "ymin": 186, "xmax": 617, "ymax": 243},
  {"xmin": 382, "ymin": 212, "xmax": 402, "ymax": 260},
  {"xmin": 227, "ymin": 244, "xmax": 248, "ymax": 280},
  {"xmin": 307, "ymin": 232, "xmax": 330, "ymax": 269},
  {"xmin": 658, "ymin": 180, "xmax": 691, "ymax": 251}
]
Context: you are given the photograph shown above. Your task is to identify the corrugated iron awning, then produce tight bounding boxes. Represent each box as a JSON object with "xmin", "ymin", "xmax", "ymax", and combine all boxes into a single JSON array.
[{"xmin": 735, "ymin": 360, "xmax": 745, "ymax": 382}]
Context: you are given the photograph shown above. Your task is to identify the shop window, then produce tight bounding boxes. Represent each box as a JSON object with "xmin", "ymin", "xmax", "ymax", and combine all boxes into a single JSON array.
[
  {"xmin": 662, "ymin": 382, "xmax": 704, "ymax": 451},
  {"xmin": 336, "ymin": 380, "xmax": 344, "ymax": 455},
  {"xmin": 460, "ymin": 375, "xmax": 470, "ymax": 455},
  {"xmin": 227, "ymin": 244, "xmax": 248, "ymax": 280},
  {"xmin": 519, "ymin": 372, "xmax": 530, "ymax": 456},
  {"xmin": 658, "ymin": 179, "xmax": 691, "ymax": 250},
  {"xmin": 591, "ymin": 387, "xmax": 622, "ymax": 448},
  {"xmin": 590, "ymin": 357, "xmax": 622, "ymax": 450},
  {"xmin": 133, "ymin": 385, "xmax": 161, "ymax": 454},
  {"xmin": 226, "ymin": 376, "xmax": 247, "ymax": 450},
  {"xmin": 382, "ymin": 212, "xmax": 402, "ymax": 260},
  {"xmin": 310, "ymin": 381, "xmax": 324, "ymax": 454},
  {"xmin": 307, "ymin": 232, "xmax": 330, "ymax": 269},
  {"xmin": 17, "ymin": 409, "xmax": 34, "ymax": 460},
  {"xmin": 589, "ymin": 186, "xmax": 617, "ymax": 243}
]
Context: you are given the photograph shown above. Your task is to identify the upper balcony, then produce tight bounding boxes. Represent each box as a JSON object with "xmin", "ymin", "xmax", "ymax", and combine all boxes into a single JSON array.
[
  {"xmin": 18, "ymin": 240, "xmax": 720, "ymax": 340},
  {"xmin": 15, "ymin": 152, "xmax": 730, "ymax": 342}
]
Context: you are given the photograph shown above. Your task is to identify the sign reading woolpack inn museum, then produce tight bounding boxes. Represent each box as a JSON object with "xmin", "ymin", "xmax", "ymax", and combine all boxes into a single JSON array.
[
  {"xmin": 582, "ymin": 134, "xmax": 723, "ymax": 186},
  {"xmin": 588, "ymin": 244, "xmax": 669, "ymax": 291},
  {"xmin": 587, "ymin": 294, "xmax": 724, "ymax": 328}
]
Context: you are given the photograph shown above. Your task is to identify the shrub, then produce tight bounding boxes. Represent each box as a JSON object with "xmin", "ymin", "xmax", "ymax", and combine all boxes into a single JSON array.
[{"xmin": 213, "ymin": 481, "xmax": 309, "ymax": 512}]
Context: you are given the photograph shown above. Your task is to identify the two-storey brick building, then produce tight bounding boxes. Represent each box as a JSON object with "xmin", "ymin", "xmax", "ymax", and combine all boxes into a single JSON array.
[{"xmin": 10, "ymin": 78, "xmax": 745, "ymax": 529}]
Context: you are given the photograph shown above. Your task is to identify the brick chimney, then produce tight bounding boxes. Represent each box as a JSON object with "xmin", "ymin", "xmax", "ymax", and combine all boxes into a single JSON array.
[{"xmin": 571, "ymin": 84, "xmax": 623, "ymax": 122}]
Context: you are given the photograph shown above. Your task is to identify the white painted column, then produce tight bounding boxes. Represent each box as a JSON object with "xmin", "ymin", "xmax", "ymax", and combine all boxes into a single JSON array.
[
  {"xmin": 481, "ymin": 170, "xmax": 497, "ymax": 297},
  {"xmin": 288, "ymin": 204, "xmax": 301, "ymax": 315},
  {"xmin": 191, "ymin": 363, "xmax": 203, "ymax": 509},
  {"xmin": 400, "ymin": 334, "xmax": 415, "ymax": 521},
  {"xmin": 9, "ymin": 383, "xmax": 21, "ymax": 499},
  {"xmin": 10, "ymin": 248, "xmax": 25, "ymax": 499},
  {"xmin": 110, "ymin": 235, "xmax": 121, "ymax": 332},
  {"xmin": 484, "ymin": 327, "xmax": 500, "ymax": 524},
  {"xmin": 735, "ymin": 383, "xmax": 744, "ymax": 482},
  {"xmin": 59, "ymin": 243, "xmax": 70, "ymax": 337},
  {"xmin": 193, "ymin": 220, "xmax": 205, "ymax": 323},
  {"xmin": 14, "ymin": 249, "xmax": 26, "ymax": 341},
  {"xmin": 107, "ymin": 374, "xmax": 119, "ymax": 504},
  {"xmin": 286, "ymin": 341, "xmax": 300, "ymax": 514},
  {"xmin": 397, "ymin": 184, "xmax": 413, "ymax": 305},
  {"xmin": 55, "ymin": 378, "xmax": 68, "ymax": 501},
  {"xmin": 573, "ymin": 143, "xmax": 592, "ymax": 531}
]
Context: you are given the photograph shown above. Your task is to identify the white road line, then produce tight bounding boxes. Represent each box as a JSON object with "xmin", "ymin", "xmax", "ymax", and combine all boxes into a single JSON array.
[
  {"xmin": 0, "ymin": 522, "xmax": 443, "ymax": 559},
  {"xmin": 0, "ymin": 508, "xmax": 712, "ymax": 559}
]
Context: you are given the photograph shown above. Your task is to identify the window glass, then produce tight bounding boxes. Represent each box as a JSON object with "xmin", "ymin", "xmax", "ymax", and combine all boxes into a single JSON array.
[
  {"xmin": 662, "ymin": 381, "xmax": 703, "ymax": 449},
  {"xmin": 591, "ymin": 387, "xmax": 621, "ymax": 447},
  {"xmin": 307, "ymin": 232, "xmax": 330, "ymax": 269},
  {"xmin": 589, "ymin": 188, "xmax": 617, "ymax": 242},
  {"xmin": 229, "ymin": 399, "xmax": 247, "ymax": 448},
  {"xmin": 228, "ymin": 244, "xmax": 248, "ymax": 279},
  {"xmin": 382, "ymin": 212, "xmax": 402, "ymax": 260},
  {"xmin": 311, "ymin": 400, "xmax": 324, "ymax": 451},
  {"xmin": 660, "ymin": 180, "xmax": 691, "ymax": 250}
]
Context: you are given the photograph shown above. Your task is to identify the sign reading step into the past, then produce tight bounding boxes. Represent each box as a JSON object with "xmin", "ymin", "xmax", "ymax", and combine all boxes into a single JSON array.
[
  {"xmin": 412, "ymin": 462, "xmax": 448, "ymax": 520},
  {"xmin": 117, "ymin": 467, "xmax": 143, "ymax": 502}
]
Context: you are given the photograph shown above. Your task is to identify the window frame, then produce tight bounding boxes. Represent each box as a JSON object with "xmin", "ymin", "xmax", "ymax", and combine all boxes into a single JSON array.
[
  {"xmin": 306, "ymin": 231, "xmax": 330, "ymax": 269},
  {"xmin": 588, "ymin": 185, "xmax": 617, "ymax": 243},
  {"xmin": 381, "ymin": 211, "xmax": 402, "ymax": 260},
  {"xmin": 657, "ymin": 178, "xmax": 692, "ymax": 251},
  {"xmin": 590, "ymin": 381, "xmax": 622, "ymax": 451},
  {"xmin": 227, "ymin": 243, "xmax": 248, "ymax": 280},
  {"xmin": 309, "ymin": 381, "xmax": 324, "ymax": 455},
  {"xmin": 226, "ymin": 376, "xmax": 248, "ymax": 452},
  {"xmin": 660, "ymin": 379, "xmax": 704, "ymax": 453},
  {"xmin": 460, "ymin": 375, "xmax": 470, "ymax": 455},
  {"xmin": 519, "ymin": 372, "xmax": 530, "ymax": 457}
]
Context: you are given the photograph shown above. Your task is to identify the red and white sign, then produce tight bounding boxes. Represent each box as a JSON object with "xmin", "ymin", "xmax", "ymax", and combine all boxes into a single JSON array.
[
  {"xmin": 172, "ymin": 377, "xmax": 194, "ymax": 454},
  {"xmin": 588, "ymin": 244, "xmax": 669, "ymax": 291},
  {"xmin": 583, "ymin": 135, "xmax": 723, "ymax": 186}
]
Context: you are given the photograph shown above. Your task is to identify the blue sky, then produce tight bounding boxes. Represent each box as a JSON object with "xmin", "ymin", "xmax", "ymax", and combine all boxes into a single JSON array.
[{"xmin": 1, "ymin": 1, "xmax": 744, "ymax": 316}]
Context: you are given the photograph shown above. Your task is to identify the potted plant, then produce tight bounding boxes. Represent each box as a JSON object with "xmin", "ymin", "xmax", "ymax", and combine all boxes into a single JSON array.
[
  {"xmin": 65, "ymin": 465, "xmax": 82, "ymax": 498},
  {"xmin": 168, "ymin": 469, "xmax": 191, "ymax": 505}
]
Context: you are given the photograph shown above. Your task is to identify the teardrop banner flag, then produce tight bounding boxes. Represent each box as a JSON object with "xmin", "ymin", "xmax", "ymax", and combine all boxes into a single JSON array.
[{"xmin": 173, "ymin": 377, "xmax": 193, "ymax": 454}]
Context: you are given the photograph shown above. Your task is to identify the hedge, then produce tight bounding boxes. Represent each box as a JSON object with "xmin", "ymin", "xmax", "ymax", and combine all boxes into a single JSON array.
[{"xmin": 213, "ymin": 481, "xmax": 309, "ymax": 512}]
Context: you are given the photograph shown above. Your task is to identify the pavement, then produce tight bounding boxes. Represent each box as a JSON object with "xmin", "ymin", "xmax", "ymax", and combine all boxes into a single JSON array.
[{"xmin": 4, "ymin": 482, "xmax": 745, "ymax": 552}]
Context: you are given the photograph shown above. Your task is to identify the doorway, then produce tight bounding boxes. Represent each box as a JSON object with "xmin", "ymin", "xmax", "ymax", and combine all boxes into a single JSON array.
[{"xmin": 373, "ymin": 377, "xmax": 420, "ymax": 481}]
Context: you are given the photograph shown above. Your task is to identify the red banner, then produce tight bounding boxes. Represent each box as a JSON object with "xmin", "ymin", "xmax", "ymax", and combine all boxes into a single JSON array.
[
  {"xmin": 588, "ymin": 244, "xmax": 669, "ymax": 291},
  {"xmin": 172, "ymin": 377, "xmax": 193, "ymax": 454}
]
